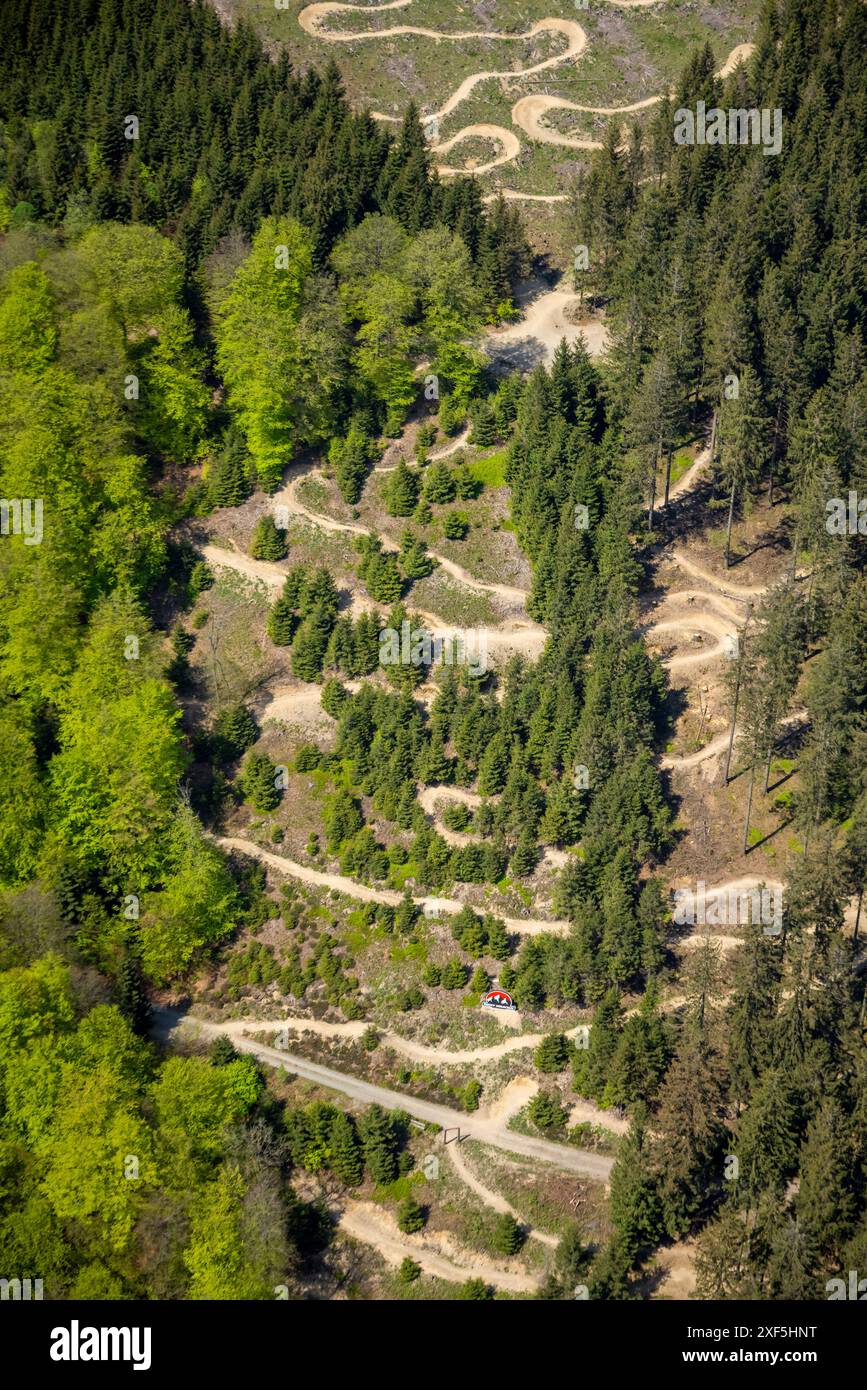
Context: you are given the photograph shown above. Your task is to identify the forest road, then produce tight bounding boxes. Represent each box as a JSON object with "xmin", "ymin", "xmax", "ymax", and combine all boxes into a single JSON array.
[{"xmin": 155, "ymin": 1006, "xmax": 614, "ymax": 1180}]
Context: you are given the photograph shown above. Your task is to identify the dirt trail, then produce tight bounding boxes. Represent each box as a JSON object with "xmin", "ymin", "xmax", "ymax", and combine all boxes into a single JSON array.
[
  {"xmin": 659, "ymin": 444, "xmax": 712, "ymax": 508},
  {"xmin": 202, "ymin": 535, "xmax": 546, "ymax": 660},
  {"xmin": 158, "ymin": 1007, "xmax": 613, "ymax": 1179},
  {"xmin": 338, "ymin": 1199, "xmax": 543, "ymax": 1290},
  {"xmin": 372, "ymin": 429, "xmax": 470, "ymax": 472},
  {"xmin": 669, "ymin": 549, "xmax": 768, "ymax": 601},
  {"xmin": 647, "ymin": 611, "xmax": 735, "ymax": 671},
  {"xmin": 203, "ymin": 1011, "xmax": 599, "ymax": 1067},
  {"xmin": 434, "ymin": 124, "xmax": 521, "ymax": 176},
  {"xmin": 446, "ymin": 1141, "xmax": 558, "ymax": 1248},
  {"xmin": 511, "ymin": 44, "xmax": 755, "ymax": 151},
  {"xmin": 256, "ymin": 683, "xmax": 336, "ymax": 734},
  {"xmin": 430, "ymin": 424, "xmax": 471, "ymax": 459},
  {"xmin": 275, "ymin": 469, "xmax": 533, "ymax": 610},
  {"xmin": 217, "ymin": 834, "xmax": 572, "ymax": 935},
  {"xmin": 486, "ymin": 286, "xmax": 609, "ymax": 366},
  {"xmin": 482, "ymin": 189, "xmax": 568, "ymax": 204},
  {"xmin": 660, "ymin": 729, "xmax": 731, "ymax": 773},
  {"xmin": 417, "ymin": 784, "xmax": 568, "ymax": 868}
]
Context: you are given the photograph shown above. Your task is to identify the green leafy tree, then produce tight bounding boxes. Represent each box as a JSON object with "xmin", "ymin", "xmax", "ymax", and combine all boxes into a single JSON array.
[{"xmin": 215, "ymin": 217, "xmax": 337, "ymax": 491}]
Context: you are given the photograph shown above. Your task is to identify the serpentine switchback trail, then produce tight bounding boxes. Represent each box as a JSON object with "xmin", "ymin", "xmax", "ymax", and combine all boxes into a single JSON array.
[
  {"xmin": 297, "ymin": 2, "xmax": 755, "ymax": 189},
  {"xmin": 154, "ymin": 1005, "xmax": 614, "ymax": 1182}
]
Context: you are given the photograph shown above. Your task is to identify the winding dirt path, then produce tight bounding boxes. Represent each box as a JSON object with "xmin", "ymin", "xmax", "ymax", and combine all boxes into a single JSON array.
[
  {"xmin": 299, "ymin": 4, "xmax": 587, "ymax": 140},
  {"xmin": 446, "ymin": 1141, "xmax": 558, "ymax": 1248},
  {"xmin": 417, "ymin": 784, "xmax": 569, "ymax": 867},
  {"xmin": 217, "ymin": 834, "xmax": 572, "ymax": 935},
  {"xmin": 200, "ymin": 1010, "xmax": 595, "ymax": 1068},
  {"xmin": 434, "ymin": 123, "xmax": 521, "ymax": 176},
  {"xmin": 430, "ymin": 424, "xmax": 471, "ymax": 460},
  {"xmin": 511, "ymin": 43, "xmax": 755, "ymax": 152},
  {"xmin": 338, "ymin": 1199, "xmax": 543, "ymax": 1290},
  {"xmin": 274, "ymin": 469, "xmax": 533, "ymax": 610},
  {"xmin": 202, "ymin": 538, "xmax": 546, "ymax": 660},
  {"xmin": 668, "ymin": 549, "xmax": 768, "ymax": 602},
  {"xmin": 299, "ymin": 2, "xmax": 752, "ymax": 183},
  {"xmin": 156, "ymin": 1005, "xmax": 613, "ymax": 1180}
]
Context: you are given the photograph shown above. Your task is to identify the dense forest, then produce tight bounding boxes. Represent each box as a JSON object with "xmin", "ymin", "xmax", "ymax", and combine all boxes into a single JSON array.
[
  {"xmin": 0, "ymin": 0, "xmax": 530, "ymax": 292},
  {"xmin": 572, "ymin": 0, "xmax": 867, "ymax": 1297},
  {"xmin": 0, "ymin": 0, "xmax": 865, "ymax": 1302}
]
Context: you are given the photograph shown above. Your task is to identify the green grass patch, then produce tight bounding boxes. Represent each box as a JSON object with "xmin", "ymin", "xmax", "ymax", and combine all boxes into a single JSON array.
[
  {"xmin": 468, "ymin": 449, "xmax": 508, "ymax": 488},
  {"xmin": 390, "ymin": 940, "xmax": 428, "ymax": 964},
  {"xmin": 372, "ymin": 1170, "xmax": 426, "ymax": 1204},
  {"xmin": 389, "ymin": 859, "xmax": 420, "ymax": 888}
]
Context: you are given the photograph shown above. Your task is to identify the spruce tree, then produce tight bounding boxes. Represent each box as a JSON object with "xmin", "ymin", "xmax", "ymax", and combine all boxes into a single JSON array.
[
  {"xmin": 267, "ymin": 595, "xmax": 297, "ymax": 646},
  {"xmin": 384, "ymin": 460, "xmax": 418, "ymax": 517},
  {"xmin": 469, "ymin": 399, "xmax": 495, "ymax": 447},
  {"xmin": 215, "ymin": 703, "xmax": 258, "ymax": 756},
  {"xmin": 422, "ymin": 461, "xmax": 456, "ymax": 504},
  {"xmin": 534, "ymin": 1033, "xmax": 572, "ymax": 1073},
  {"xmin": 291, "ymin": 604, "xmax": 333, "ymax": 682},
  {"xmin": 359, "ymin": 1104, "xmax": 399, "ymax": 1184},
  {"xmin": 491, "ymin": 1213, "xmax": 522, "ymax": 1255},
  {"xmin": 397, "ymin": 1196, "xmax": 426, "ymax": 1233},
  {"xmin": 117, "ymin": 929, "xmax": 150, "ymax": 1034},
  {"xmin": 241, "ymin": 751, "xmax": 281, "ymax": 812},
  {"xmin": 330, "ymin": 1111, "xmax": 364, "ymax": 1188},
  {"xmin": 250, "ymin": 514, "xmax": 288, "ymax": 561},
  {"xmin": 209, "ymin": 427, "xmax": 252, "ymax": 508}
]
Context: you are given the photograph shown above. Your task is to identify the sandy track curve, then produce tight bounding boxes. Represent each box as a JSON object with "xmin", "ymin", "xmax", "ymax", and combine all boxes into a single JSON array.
[
  {"xmin": 511, "ymin": 43, "xmax": 755, "ymax": 151},
  {"xmin": 339, "ymin": 1199, "xmax": 542, "ymax": 1290},
  {"xmin": 217, "ymin": 834, "xmax": 572, "ymax": 935},
  {"xmin": 434, "ymin": 124, "xmax": 521, "ymax": 176},
  {"xmin": 201, "ymin": 539, "xmax": 545, "ymax": 660},
  {"xmin": 487, "ymin": 286, "xmax": 610, "ymax": 366},
  {"xmin": 446, "ymin": 1141, "xmax": 558, "ymax": 1247},
  {"xmin": 660, "ymin": 443, "xmax": 711, "ymax": 508},
  {"xmin": 660, "ymin": 728, "xmax": 731, "ymax": 772},
  {"xmin": 648, "ymin": 611, "xmax": 735, "ymax": 671},
  {"xmin": 275, "ymin": 469, "xmax": 532, "ymax": 609}
]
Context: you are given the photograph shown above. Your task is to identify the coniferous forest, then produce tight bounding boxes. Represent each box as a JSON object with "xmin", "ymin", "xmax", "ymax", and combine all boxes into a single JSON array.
[{"xmin": 0, "ymin": 0, "xmax": 865, "ymax": 1320}]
